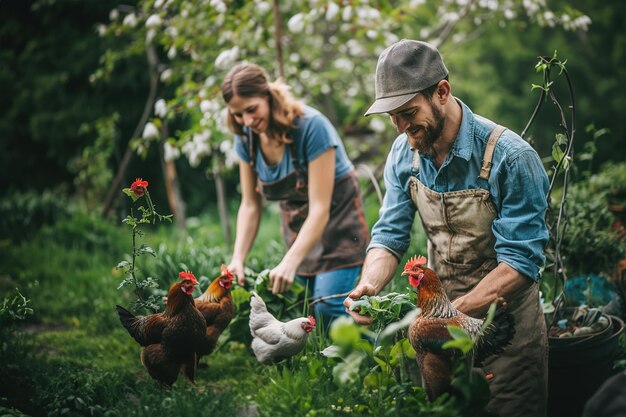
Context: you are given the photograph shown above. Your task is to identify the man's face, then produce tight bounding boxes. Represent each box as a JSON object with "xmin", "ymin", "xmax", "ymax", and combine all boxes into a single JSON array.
[{"xmin": 388, "ymin": 93, "xmax": 445, "ymax": 155}]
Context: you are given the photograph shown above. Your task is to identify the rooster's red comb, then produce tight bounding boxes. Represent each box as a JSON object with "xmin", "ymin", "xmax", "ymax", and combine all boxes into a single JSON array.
[
  {"xmin": 404, "ymin": 255, "xmax": 427, "ymax": 271},
  {"xmin": 179, "ymin": 271, "xmax": 198, "ymax": 284},
  {"xmin": 308, "ymin": 315, "xmax": 316, "ymax": 327},
  {"xmin": 220, "ymin": 264, "xmax": 233, "ymax": 280}
]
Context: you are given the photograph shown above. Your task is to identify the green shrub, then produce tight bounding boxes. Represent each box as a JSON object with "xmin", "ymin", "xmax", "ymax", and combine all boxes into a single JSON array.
[{"xmin": 0, "ymin": 188, "xmax": 76, "ymax": 244}]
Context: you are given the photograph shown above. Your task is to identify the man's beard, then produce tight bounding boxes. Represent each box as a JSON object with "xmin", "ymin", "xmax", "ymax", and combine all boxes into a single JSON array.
[{"xmin": 410, "ymin": 103, "xmax": 445, "ymax": 156}]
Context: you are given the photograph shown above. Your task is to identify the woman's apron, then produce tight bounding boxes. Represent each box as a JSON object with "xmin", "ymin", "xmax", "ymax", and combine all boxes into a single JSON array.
[
  {"xmin": 246, "ymin": 132, "xmax": 368, "ymax": 276},
  {"xmin": 408, "ymin": 126, "xmax": 548, "ymax": 417}
]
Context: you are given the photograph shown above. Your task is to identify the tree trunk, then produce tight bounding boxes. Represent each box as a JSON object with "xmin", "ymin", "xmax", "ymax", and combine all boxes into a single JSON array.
[
  {"xmin": 101, "ymin": 45, "xmax": 160, "ymax": 218},
  {"xmin": 158, "ymin": 131, "xmax": 186, "ymax": 229},
  {"xmin": 272, "ymin": 0, "xmax": 285, "ymax": 79}
]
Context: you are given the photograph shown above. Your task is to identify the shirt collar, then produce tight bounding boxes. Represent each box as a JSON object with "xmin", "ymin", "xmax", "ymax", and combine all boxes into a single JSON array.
[{"xmin": 449, "ymin": 98, "xmax": 475, "ymax": 162}]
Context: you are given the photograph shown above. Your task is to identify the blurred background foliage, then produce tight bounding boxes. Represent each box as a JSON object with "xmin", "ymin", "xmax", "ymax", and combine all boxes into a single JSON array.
[{"xmin": 1, "ymin": 0, "xmax": 624, "ymax": 219}]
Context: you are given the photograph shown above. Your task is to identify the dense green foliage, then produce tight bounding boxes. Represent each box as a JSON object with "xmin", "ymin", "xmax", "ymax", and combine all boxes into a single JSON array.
[
  {"xmin": 1, "ymin": 0, "xmax": 625, "ymax": 216},
  {"xmin": 0, "ymin": 206, "xmax": 497, "ymax": 417}
]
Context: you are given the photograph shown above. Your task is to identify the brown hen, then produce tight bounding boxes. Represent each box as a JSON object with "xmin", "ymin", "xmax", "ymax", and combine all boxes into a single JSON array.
[
  {"xmin": 194, "ymin": 264, "xmax": 235, "ymax": 362},
  {"xmin": 403, "ymin": 255, "xmax": 515, "ymax": 400},
  {"xmin": 116, "ymin": 271, "xmax": 206, "ymax": 388}
]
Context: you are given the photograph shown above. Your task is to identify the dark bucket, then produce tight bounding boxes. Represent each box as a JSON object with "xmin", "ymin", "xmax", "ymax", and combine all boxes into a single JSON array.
[{"xmin": 547, "ymin": 314, "xmax": 625, "ymax": 417}]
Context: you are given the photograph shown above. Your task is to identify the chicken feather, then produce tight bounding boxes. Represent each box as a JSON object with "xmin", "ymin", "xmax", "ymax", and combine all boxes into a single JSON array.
[{"xmin": 249, "ymin": 292, "xmax": 316, "ymax": 364}]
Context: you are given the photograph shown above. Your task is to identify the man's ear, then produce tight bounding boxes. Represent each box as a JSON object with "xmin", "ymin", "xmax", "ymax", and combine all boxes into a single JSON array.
[{"xmin": 435, "ymin": 80, "xmax": 451, "ymax": 104}]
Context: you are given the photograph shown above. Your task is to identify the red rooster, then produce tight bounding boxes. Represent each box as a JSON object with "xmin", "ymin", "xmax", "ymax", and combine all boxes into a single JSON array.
[
  {"xmin": 194, "ymin": 264, "xmax": 235, "ymax": 362},
  {"xmin": 116, "ymin": 271, "xmax": 206, "ymax": 388},
  {"xmin": 403, "ymin": 255, "xmax": 514, "ymax": 400}
]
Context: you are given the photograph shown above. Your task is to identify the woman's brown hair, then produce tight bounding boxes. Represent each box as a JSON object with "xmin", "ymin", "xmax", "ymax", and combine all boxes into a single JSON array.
[{"xmin": 221, "ymin": 62, "xmax": 302, "ymax": 144}]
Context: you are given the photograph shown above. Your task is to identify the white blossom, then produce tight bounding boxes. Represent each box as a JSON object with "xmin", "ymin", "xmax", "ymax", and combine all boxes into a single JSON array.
[
  {"xmin": 96, "ymin": 24, "xmax": 106, "ymax": 37},
  {"xmin": 210, "ymin": 0, "xmax": 227, "ymax": 14},
  {"xmin": 326, "ymin": 2, "xmax": 339, "ymax": 21},
  {"xmin": 154, "ymin": 99, "xmax": 167, "ymax": 118},
  {"xmin": 181, "ymin": 130, "xmax": 212, "ymax": 167},
  {"xmin": 214, "ymin": 46, "xmax": 240, "ymax": 69},
  {"xmin": 123, "ymin": 13, "xmax": 137, "ymax": 28},
  {"xmin": 220, "ymin": 140, "xmax": 238, "ymax": 168},
  {"xmin": 409, "ymin": 0, "xmax": 425, "ymax": 7},
  {"xmin": 200, "ymin": 100, "xmax": 213, "ymax": 114},
  {"xmin": 219, "ymin": 139, "xmax": 232, "ymax": 154},
  {"xmin": 366, "ymin": 30, "xmax": 378, "ymax": 40},
  {"xmin": 160, "ymin": 68, "xmax": 173, "ymax": 82},
  {"xmin": 346, "ymin": 39, "xmax": 364, "ymax": 55},
  {"xmin": 356, "ymin": 6, "xmax": 381, "ymax": 23},
  {"xmin": 146, "ymin": 28, "xmax": 157, "ymax": 43},
  {"xmin": 165, "ymin": 26, "xmax": 178, "ymax": 38},
  {"xmin": 504, "ymin": 9, "xmax": 516, "ymax": 19},
  {"xmin": 342, "ymin": 6, "xmax": 352, "ymax": 21},
  {"xmin": 287, "ymin": 13, "xmax": 305, "ymax": 33},
  {"xmin": 543, "ymin": 11, "xmax": 555, "ymax": 27},
  {"xmin": 522, "ymin": 0, "xmax": 540, "ymax": 15},
  {"xmin": 256, "ymin": 1, "xmax": 271, "ymax": 14},
  {"xmin": 167, "ymin": 46, "xmax": 177, "ymax": 60},
  {"xmin": 146, "ymin": 14, "xmax": 162, "ymax": 28},
  {"xmin": 154, "ymin": 0, "xmax": 166, "ymax": 9},
  {"xmin": 109, "ymin": 8, "xmax": 119, "ymax": 22},
  {"xmin": 369, "ymin": 117, "xmax": 387, "ymax": 133},
  {"xmin": 163, "ymin": 141, "xmax": 180, "ymax": 162},
  {"xmin": 571, "ymin": 15, "xmax": 591, "ymax": 30},
  {"xmin": 334, "ymin": 58, "xmax": 354, "ymax": 72},
  {"xmin": 142, "ymin": 122, "xmax": 159, "ymax": 140}
]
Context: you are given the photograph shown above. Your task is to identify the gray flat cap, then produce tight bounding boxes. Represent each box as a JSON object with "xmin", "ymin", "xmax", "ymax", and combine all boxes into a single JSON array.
[{"xmin": 365, "ymin": 39, "xmax": 448, "ymax": 116}]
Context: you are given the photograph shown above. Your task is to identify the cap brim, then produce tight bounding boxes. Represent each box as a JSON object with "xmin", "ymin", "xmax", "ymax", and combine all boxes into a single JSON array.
[{"xmin": 364, "ymin": 92, "xmax": 417, "ymax": 116}]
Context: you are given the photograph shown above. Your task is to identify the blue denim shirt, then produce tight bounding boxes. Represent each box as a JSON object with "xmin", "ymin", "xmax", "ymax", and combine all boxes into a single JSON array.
[{"xmin": 369, "ymin": 99, "xmax": 549, "ymax": 281}]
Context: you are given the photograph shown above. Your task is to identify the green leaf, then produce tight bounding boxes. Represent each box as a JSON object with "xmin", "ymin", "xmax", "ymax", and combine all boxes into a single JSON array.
[
  {"xmin": 116, "ymin": 260, "xmax": 130, "ymax": 270},
  {"xmin": 138, "ymin": 244, "xmax": 156, "ymax": 257},
  {"xmin": 552, "ymin": 142, "xmax": 565, "ymax": 164},
  {"xmin": 122, "ymin": 188, "xmax": 140, "ymax": 202}
]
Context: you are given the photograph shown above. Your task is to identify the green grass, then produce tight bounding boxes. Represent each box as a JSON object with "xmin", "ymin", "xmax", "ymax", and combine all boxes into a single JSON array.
[{"xmin": 0, "ymin": 201, "xmax": 448, "ymax": 417}]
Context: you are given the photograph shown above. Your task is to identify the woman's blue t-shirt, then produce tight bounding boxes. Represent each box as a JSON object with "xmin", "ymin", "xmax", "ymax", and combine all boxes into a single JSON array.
[{"xmin": 233, "ymin": 105, "xmax": 354, "ymax": 183}]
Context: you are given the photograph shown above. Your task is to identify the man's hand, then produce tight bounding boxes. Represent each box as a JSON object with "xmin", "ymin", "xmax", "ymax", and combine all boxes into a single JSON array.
[{"xmin": 343, "ymin": 283, "xmax": 378, "ymax": 326}]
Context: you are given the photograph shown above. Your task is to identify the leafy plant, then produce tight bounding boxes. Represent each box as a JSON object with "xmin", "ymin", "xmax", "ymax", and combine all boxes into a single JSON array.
[
  {"xmin": 116, "ymin": 178, "xmax": 173, "ymax": 313},
  {"xmin": 0, "ymin": 288, "xmax": 33, "ymax": 326},
  {"xmin": 558, "ymin": 182, "xmax": 626, "ymax": 277},
  {"xmin": 347, "ymin": 290, "xmax": 417, "ymax": 338}
]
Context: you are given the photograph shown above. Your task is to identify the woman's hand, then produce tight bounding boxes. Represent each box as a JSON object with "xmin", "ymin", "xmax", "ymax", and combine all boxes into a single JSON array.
[
  {"xmin": 269, "ymin": 259, "xmax": 299, "ymax": 294},
  {"xmin": 228, "ymin": 259, "xmax": 246, "ymax": 287}
]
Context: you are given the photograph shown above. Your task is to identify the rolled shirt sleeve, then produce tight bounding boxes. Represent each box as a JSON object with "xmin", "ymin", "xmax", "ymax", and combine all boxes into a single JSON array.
[{"xmin": 491, "ymin": 147, "xmax": 549, "ymax": 281}]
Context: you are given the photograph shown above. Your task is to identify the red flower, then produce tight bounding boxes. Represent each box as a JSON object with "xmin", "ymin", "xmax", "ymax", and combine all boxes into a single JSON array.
[
  {"xmin": 130, "ymin": 178, "xmax": 149, "ymax": 197},
  {"xmin": 179, "ymin": 271, "xmax": 198, "ymax": 284}
]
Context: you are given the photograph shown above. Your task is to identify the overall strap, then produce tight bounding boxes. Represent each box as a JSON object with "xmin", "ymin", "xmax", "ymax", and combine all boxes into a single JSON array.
[
  {"xmin": 247, "ymin": 128, "xmax": 258, "ymax": 168},
  {"xmin": 478, "ymin": 125, "xmax": 506, "ymax": 180},
  {"xmin": 288, "ymin": 139, "xmax": 307, "ymax": 191}
]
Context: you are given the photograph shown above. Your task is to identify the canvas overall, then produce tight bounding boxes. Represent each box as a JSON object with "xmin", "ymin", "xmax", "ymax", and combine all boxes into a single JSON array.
[
  {"xmin": 246, "ymin": 133, "xmax": 368, "ymax": 276},
  {"xmin": 408, "ymin": 126, "xmax": 548, "ymax": 417}
]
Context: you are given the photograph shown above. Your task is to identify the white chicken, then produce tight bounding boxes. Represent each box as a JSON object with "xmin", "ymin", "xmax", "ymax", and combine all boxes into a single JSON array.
[{"xmin": 249, "ymin": 293, "xmax": 316, "ymax": 364}]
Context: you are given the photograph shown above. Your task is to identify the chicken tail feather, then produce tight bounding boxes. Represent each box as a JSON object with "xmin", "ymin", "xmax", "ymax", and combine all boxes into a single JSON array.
[
  {"xmin": 474, "ymin": 304, "xmax": 515, "ymax": 366},
  {"xmin": 116, "ymin": 304, "xmax": 137, "ymax": 332}
]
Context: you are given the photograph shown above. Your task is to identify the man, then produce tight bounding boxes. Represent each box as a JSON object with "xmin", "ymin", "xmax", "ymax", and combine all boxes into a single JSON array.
[{"xmin": 343, "ymin": 40, "xmax": 549, "ymax": 417}]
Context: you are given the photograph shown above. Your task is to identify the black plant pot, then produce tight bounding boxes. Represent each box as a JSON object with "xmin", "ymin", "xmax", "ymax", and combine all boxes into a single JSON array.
[{"xmin": 547, "ymin": 312, "xmax": 624, "ymax": 417}]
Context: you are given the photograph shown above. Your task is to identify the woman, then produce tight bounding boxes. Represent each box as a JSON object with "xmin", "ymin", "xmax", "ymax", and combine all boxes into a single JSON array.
[{"xmin": 221, "ymin": 62, "xmax": 368, "ymax": 327}]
